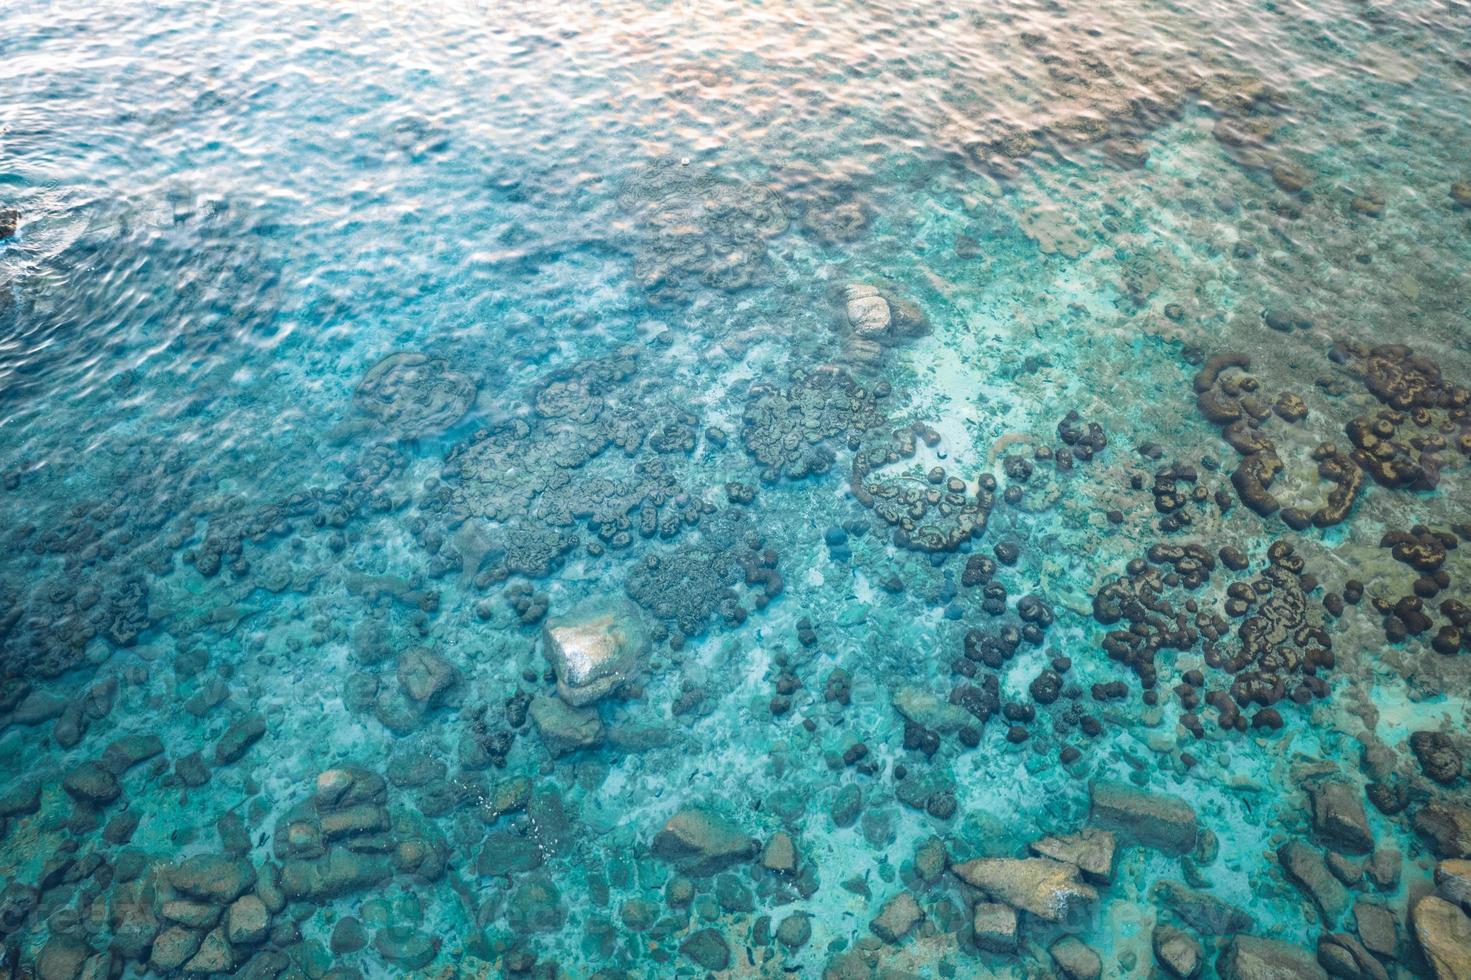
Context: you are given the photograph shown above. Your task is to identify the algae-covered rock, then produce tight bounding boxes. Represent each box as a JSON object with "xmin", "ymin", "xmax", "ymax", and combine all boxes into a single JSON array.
[
  {"xmin": 542, "ymin": 596, "xmax": 647, "ymax": 706},
  {"xmin": 1090, "ymin": 780, "xmax": 1199, "ymax": 854},
  {"xmin": 1438, "ymin": 859, "xmax": 1471, "ymax": 911},
  {"xmin": 1413, "ymin": 895, "xmax": 1471, "ymax": 980},
  {"xmin": 1217, "ymin": 935, "xmax": 1327, "ymax": 979},
  {"xmin": 1353, "ymin": 900, "xmax": 1398, "ymax": 958},
  {"xmin": 891, "ymin": 685, "xmax": 973, "ymax": 734},
  {"xmin": 951, "ymin": 857, "xmax": 1097, "ymax": 922},
  {"xmin": 396, "ymin": 647, "xmax": 460, "ymax": 706},
  {"xmin": 651, "ymin": 805, "xmax": 757, "ymax": 875},
  {"xmin": 477, "ymin": 830, "xmax": 543, "ymax": 876}
]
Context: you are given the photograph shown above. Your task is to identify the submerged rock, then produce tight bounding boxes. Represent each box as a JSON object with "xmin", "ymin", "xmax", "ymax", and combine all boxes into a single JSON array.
[
  {"xmin": 1278, "ymin": 840, "xmax": 1349, "ymax": 924},
  {"xmin": 1051, "ymin": 936, "xmax": 1102, "ymax": 980},
  {"xmin": 972, "ymin": 901, "xmax": 1018, "ymax": 952},
  {"xmin": 374, "ymin": 925, "xmax": 440, "ymax": 969},
  {"xmin": 169, "ymin": 854, "xmax": 256, "ymax": 904},
  {"xmin": 1308, "ymin": 779, "xmax": 1374, "ymax": 854},
  {"xmin": 950, "ymin": 857, "xmax": 1097, "ymax": 922},
  {"xmin": 528, "ymin": 695, "xmax": 603, "ymax": 757},
  {"xmin": 1217, "ymin": 935, "xmax": 1327, "ymax": 979},
  {"xmin": 541, "ymin": 597, "xmax": 648, "ymax": 706},
  {"xmin": 1154, "ymin": 879, "xmax": 1254, "ymax": 935},
  {"xmin": 651, "ymin": 806, "xmax": 757, "ymax": 875},
  {"xmin": 36, "ymin": 934, "xmax": 93, "ymax": 980},
  {"xmin": 1316, "ymin": 933, "xmax": 1387, "ymax": 980},
  {"xmin": 1090, "ymin": 781, "xmax": 1199, "ymax": 854},
  {"xmin": 214, "ymin": 712, "xmax": 266, "ymax": 765},
  {"xmin": 870, "ymin": 890, "xmax": 924, "ymax": 943},
  {"xmin": 1029, "ymin": 828, "xmax": 1117, "ymax": 884},
  {"xmin": 1154, "ymin": 924, "xmax": 1204, "ymax": 978},
  {"xmin": 680, "ymin": 927, "xmax": 731, "ymax": 970}
]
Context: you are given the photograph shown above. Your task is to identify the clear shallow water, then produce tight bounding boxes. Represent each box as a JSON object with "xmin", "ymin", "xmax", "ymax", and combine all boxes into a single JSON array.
[{"xmin": 1, "ymin": 0, "xmax": 1470, "ymax": 977}]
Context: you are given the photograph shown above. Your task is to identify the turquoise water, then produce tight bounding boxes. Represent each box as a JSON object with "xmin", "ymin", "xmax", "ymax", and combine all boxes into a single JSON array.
[{"xmin": 2, "ymin": 0, "xmax": 1470, "ymax": 976}]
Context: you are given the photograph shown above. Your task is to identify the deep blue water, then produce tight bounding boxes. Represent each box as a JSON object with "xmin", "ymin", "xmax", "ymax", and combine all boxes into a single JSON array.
[{"xmin": 2, "ymin": 0, "xmax": 1471, "ymax": 977}]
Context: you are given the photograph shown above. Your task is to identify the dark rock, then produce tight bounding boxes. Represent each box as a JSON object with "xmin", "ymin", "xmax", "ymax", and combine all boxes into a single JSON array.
[
  {"xmin": 214, "ymin": 713, "xmax": 266, "ymax": 765},
  {"xmin": 1411, "ymin": 731, "xmax": 1463, "ymax": 785},
  {"xmin": 62, "ymin": 762, "xmax": 121, "ymax": 807},
  {"xmin": 776, "ymin": 912, "xmax": 811, "ymax": 949},
  {"xmin": 831, "ymin": 784, "xmax": 862, "ymax": 828},
  {"xmin": 680, "ymin": 927, "xmax": 731, "ymax": 970},
  {"xmin": 331, "ymin": 917, "xmax": 368, "ymax": 954},
  {"xmin": 101, "ymin": 734, "xmax": 164, "ymax": 776},
  {"xmin": 0, "ymin": 779, "xmax": 42, "ymax": 818},
  {"xmin": 478, "ymin": 830, "xmax": 543, "ymax": 876}
]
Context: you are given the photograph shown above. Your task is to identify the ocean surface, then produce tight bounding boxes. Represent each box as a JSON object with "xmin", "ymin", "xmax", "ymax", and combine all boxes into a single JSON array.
[{"xmin": 2, "ymin": 0, "xmax": 1470, "ymax": 977}]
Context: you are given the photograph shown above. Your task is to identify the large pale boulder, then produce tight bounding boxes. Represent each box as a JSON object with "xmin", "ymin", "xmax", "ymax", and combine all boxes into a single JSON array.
[
  {"xmin": 1414, "ymin": 895, "xmax": 1471, "ymax": 980},
  {"xmin": 951, "ymin": 857, "xmax": 1097, "ymax": 922},
  {"xmin": 542, "ymin": 597, "xmax": 647, "ymax": 706}
]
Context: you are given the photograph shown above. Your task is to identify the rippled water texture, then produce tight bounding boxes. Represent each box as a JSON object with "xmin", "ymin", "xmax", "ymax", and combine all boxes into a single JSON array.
[{"xmin": 2, "ymin": 0, "xmax": 1471, "ymax": 977}]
